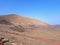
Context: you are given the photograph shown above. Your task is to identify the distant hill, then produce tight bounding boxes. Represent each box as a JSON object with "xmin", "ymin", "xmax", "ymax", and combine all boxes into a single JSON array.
[{"xmin": 54, "ymin": 25, "xmax": 60, "ymax": 26}]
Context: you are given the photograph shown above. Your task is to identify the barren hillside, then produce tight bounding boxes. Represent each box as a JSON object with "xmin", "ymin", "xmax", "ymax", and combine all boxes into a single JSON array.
[{"xmin": 0, "ymin": 14, "xmax": 60, "ymax": 45}]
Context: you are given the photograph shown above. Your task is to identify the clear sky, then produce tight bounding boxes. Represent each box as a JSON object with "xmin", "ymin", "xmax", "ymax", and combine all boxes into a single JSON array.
[{"xmin": 0, "ymin": 0, "xmax": 60, "ymax": 25}]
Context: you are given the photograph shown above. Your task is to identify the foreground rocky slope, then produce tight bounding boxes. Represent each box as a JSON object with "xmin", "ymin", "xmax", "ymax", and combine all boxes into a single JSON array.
[{"xmin": 0, "ymin": 14, "xmax": 60, "ymax": 45}]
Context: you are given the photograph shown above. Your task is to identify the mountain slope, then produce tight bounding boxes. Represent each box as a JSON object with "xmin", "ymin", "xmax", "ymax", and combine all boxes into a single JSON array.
[{"xmin": 0, "ymin": 14, "xmax": 60, "ymax": 45}]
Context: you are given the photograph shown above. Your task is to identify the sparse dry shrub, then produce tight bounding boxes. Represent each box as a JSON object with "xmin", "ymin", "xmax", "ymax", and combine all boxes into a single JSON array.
[
  {"xmin": 0, "ymin": 19, "xmax": 12, "ymax": 25},
  {"xmin": 10, "ymin": 26, "xmax": 25, "ymax": 32}
]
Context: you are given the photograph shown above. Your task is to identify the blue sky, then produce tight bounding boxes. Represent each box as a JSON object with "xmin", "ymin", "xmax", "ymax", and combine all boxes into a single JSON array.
[{"xmin": 0, "ymin": 0, "xmax": 60, "ymax": 25}]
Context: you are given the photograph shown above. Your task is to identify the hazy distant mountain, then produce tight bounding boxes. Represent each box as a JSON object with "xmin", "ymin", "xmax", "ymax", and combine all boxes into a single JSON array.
[
  {"xmin": 0, "ymin": 14, "xmax": 60, "ymax": 45},
  {"xmin": 54, "ymin": 25, "xmax": 60, "ymax": 26}
]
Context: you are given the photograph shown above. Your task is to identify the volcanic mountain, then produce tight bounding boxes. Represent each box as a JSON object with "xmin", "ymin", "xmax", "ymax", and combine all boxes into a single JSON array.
[{"xmin": 0, "ymin": 14, "xmax": 60, "ymax": 45}]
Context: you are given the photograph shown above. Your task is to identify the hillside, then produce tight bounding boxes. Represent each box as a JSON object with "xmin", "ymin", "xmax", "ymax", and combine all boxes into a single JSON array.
[{"xmin": 0, "ymin": 14, "xmax": 60, "ymax": 45}]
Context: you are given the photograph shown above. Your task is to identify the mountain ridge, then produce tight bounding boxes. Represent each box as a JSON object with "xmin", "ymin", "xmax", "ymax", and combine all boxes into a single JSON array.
[{"xmin": 0, "ymin": 14, "xmax": 49, "ymax": 26}]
